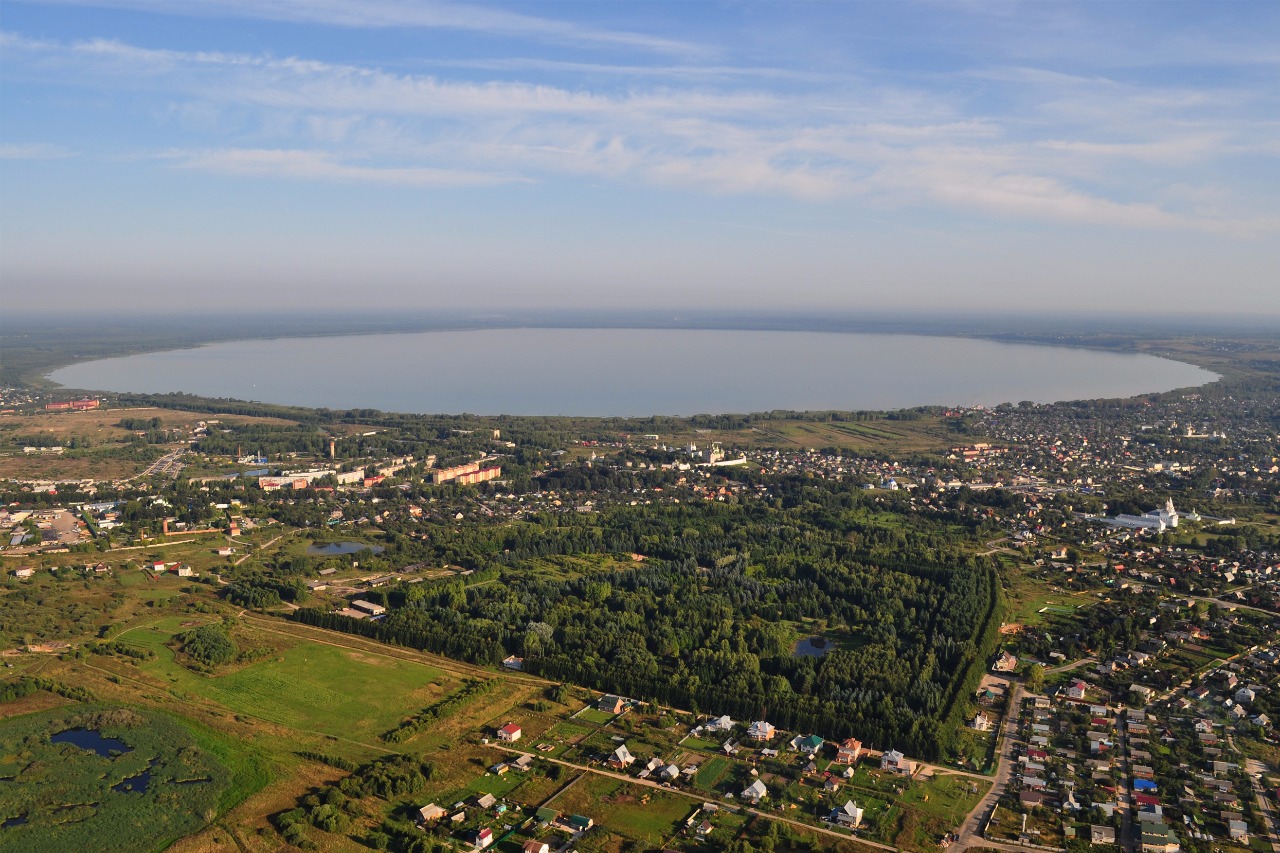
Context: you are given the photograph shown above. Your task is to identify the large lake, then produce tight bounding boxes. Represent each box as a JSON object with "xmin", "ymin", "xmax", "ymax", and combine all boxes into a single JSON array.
[{"xmin": 49, "ymin": 328, "xmax": 1217, "ymax": 416}]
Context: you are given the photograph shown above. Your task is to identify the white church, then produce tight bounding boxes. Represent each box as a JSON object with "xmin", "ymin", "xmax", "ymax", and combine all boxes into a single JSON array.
[{"xmin": 1107, "ymin": 498, "xmax": 1180, "ymax": 532}]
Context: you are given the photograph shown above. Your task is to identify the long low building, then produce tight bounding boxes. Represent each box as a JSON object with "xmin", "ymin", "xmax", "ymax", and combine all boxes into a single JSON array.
[{"xmin": 431, "ymin": 461, "xmax": 501, "ymax": 485}]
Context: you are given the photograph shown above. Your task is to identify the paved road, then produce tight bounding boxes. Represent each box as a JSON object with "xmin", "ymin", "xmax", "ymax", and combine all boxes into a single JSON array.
[
  {"xmin": 1244, "ymin": 757, "xmax": 1280, "ymax": 852},
  {"xmin": 953, "ymin": 683, "xmax": 1023, "ymax": 852},
  {"xmin": 1116, "ymin": 715, "xmax": 1136, "ymax": 853},
  {"xmin": 135, "ymin": 447, "xmax": 187, "ymax": 480}
]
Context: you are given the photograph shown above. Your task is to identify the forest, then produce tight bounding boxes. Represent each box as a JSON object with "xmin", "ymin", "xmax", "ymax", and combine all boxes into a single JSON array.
[{"xmin": 290, "ymin": 480, "xmax": 1001, "ymax": 759}]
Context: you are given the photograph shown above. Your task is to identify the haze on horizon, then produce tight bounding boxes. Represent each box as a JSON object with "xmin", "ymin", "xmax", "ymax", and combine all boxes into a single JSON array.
[{"xmin": 1, "ymin": 0, "xmax": 1278, "ymax": 318}]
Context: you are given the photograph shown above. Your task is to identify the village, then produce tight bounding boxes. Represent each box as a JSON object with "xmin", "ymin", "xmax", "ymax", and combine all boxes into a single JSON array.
[{"xmin": 0, "ymin": 376, "xmax": 1277, "ymax": 852}]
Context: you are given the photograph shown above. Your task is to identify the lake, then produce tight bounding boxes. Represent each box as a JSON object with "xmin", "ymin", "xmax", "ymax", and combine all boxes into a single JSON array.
[{"xmin": 49, "ymin": 328, "xmax": 1218, "ymax": 416}]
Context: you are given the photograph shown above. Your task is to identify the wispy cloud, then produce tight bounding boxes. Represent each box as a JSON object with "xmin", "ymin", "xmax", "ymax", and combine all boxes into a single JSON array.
[
  {"xmin": 32, "ymin": 0, "xmax": 704, "ymax": 56},
  {"xmin": 3, "ymin": 29, "xmax": 1275, "ymax": 235},
  {"xmin": 0, "ymin": 142, "xmax": 75, "ymax": 159},
  {"xmin": 167, "ymin": 147, "xmax": 521, "ymax": 187}
]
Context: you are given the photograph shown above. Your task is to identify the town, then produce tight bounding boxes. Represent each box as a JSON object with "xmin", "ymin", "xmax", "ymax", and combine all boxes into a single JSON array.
[{"xmin": 0, "ymin": 335, "xmax": 1278, "ymax": 853}]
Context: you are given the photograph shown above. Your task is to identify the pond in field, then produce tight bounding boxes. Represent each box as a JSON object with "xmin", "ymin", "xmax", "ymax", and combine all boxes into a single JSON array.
[
  {"xmin": 307, "ymin": 541, "xmax": 385, "ymax": 556},
  {"xmin": 51, "ymin": 729, "xmax": 132, "ymax": 758},
  {"xmin": 793, "ymin": 637, "xmax": 834, "ymax": 658},
  {"xmin": 111, "ymin": 760, "xmax": 156, "ymax": 794},
  {"xmin": 48, "ymin": 327, "xmax": 1219, "ymax": 416}
]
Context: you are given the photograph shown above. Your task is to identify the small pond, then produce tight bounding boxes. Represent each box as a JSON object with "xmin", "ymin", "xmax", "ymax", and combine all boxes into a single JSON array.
[
  {"xmin": 793, "ymin": 637, "xmax": 834, "ymax": 658},
  {"xmin": 1, "ymin": 815, "xmax": 27, "ymax": 829},
  {"xmin": 113, "ymin": 760, "xmax": 156, "ymax": 794},
  {"xmin": 51, "ymin": 728, "xmax": 132, "ymax": 757},
  {"xmin": 306, "ymin": 541, "xmax": 384, "ymax": 556}
]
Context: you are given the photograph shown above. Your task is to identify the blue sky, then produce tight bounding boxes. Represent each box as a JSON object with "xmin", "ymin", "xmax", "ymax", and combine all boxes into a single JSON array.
[{"xmin": 2, "ymin": 0, "xmax": 1278, "ymax": 316}]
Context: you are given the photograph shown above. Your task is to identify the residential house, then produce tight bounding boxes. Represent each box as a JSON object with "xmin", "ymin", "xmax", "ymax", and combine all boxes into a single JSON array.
[
  {"xmin": 598, "ymin": 695, "xmax": 626, "ymax": 714},
  {"xmin": 522, "ymin": 841, "xmax": 551, "ymax": 853},
  {"xmin": 607, "ymin": 744, "xmax": 634, "ymax": 769},
  {"xmin": 832, "ymin": 800, "xmax": 863, "ymax": 828},
  {"xmin": 497, "ymin": 723, "xmax": 522, "ymax": 742},
  {"xmin": 1090, "ymin": 825, "xmax": 1116, "ymax": 845},
  {"xmin": 706, "ymin": 715, "xmax": 735, "ymax": 733},
  {"xmin": 834, "ymin": 738, "xmax": 863, "ymax": 765},
  {"xmin": 790, "ymin": 734, "xmax": 824, "ymax": 754},
  {"xmin": 993, "ymin": 650, "xmax": 1018, "ymax": 672},
  {"xmin": 741, "ymin": 779, "xmax": 768, "ymax": 803},
  {"xmin": 1140, "ymin": 820, "xmax": 1178, "ymax": 853},
  {"xmin": 747, "ymin": 720, "xmax": 776, "ymax": 741},
  {"xmin": 881, "ymin": 749, "xmax": 914, "ymax": 775},
  {"xmin": 417, "ymin": 803, "xmax": 447, "ymax": 823}
]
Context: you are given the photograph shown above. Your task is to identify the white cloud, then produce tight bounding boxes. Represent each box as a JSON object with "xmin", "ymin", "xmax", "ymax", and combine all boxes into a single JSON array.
[
  {"xmin": 31, "ymin": 0, "xmax": 703, "ymax": 56},
  {"xmin": 0, "ymin": 142, "xmax": 74, "ymax": 159},
  {"xmin": 4, "ymin": 30, "xmax": 1276, "ymax": 235},
  {"xmin": 168, "ymin": 148, "xmax": 521, "ymax": 187}
]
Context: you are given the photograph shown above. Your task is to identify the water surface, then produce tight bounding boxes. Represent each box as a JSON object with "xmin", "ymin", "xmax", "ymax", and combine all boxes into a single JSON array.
[
  {"xmin": 50, "ymin": 328, "xmax": 1217, "ymax": 416},
  {"xmin": 51, "ymin": 729, "xmax": 131, "ymax": 757},
  {"xmin": 307, "ymin": 542, "xmax": 385, "ymax": 556}
]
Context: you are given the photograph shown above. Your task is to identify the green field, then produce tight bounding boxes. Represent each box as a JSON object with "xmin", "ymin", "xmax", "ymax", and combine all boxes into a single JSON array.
[
  {"xmin": 574, "ymin": 707, "xmax": 619, "ymax": 725},
  {"xmin": 693, "ymin": 755, "xmax": 733, "ymax": 791},
  {"xmin": 549, "ymin": 775, "xmax": 696, "ymax": 843},
  {"xmin": 117, "ymin": 624, "xmax": 453, "ymax": 744}
]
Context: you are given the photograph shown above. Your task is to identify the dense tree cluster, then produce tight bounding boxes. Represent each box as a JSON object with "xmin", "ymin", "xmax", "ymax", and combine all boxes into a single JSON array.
[
  {"xmin": 175, "ymin": 623, "xmax": 236, "ymax": 667},
  {"xmin": 295, "ymin": 485, "xmax": 999, "ymax": 759}
]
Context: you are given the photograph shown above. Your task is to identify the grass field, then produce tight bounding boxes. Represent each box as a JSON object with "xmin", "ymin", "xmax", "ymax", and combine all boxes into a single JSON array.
[
  {"xmin": 550, "ymin": 775, "xmax": 696, "ymax": 844},
  {"xmin": 575, "ymin": 707, "xmax": 620, "ymax": 725},
  {"xmin": 1001, "ymin": 564, "xmax": 1091, "ymax": 626},
  {"xmin": 692, "ymin": 755, "xmax": 733, "ymax": 791},
  {"xmin": 117, "ymin": 625, "xmax": 455, "ymax": 744}
]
